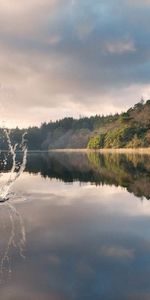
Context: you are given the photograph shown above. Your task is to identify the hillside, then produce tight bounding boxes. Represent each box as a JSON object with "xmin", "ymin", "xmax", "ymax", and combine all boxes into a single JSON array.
[
  {"xmin": 88, "ymin": 99, "xmax": 150, "ymax": 149},
  {"xmin": 0, "ymin": 99, "xmax": 150, "ymax": 150}
]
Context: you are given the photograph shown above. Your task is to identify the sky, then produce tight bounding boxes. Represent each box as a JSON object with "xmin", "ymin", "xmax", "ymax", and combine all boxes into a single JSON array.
[{"xmin": 0, "ymin": 0, "xmax": 150, "ymax": 128}]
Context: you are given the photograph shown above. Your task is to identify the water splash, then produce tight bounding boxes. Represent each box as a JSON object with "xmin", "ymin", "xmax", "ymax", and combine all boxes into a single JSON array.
[
  {"xmin": 0, "ymin": 129, "xmax": 27, "ymax": 201},
  {"xmin": 0, "ymin": 129, "xmax": 27, "ymax": 283}
]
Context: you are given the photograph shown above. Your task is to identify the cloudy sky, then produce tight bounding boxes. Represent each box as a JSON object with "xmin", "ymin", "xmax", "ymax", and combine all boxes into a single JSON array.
[{"xmin": 0, "ymin": 0, "xmax": 150, "ymax": 127}]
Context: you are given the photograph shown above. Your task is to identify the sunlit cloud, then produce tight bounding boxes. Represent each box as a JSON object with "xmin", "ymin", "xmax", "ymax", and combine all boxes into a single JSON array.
[{"xmin": 0, "ymin": 0, "xmax": 150, "ymax": 127}]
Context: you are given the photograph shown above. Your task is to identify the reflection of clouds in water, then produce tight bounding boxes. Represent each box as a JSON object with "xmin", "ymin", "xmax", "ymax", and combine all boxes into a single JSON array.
[
  {"xmin": 13, "ymin": 173, "xmax": 150, "ymax": 217},
  {"xmin": 1, "ymin": 170, "xmax": 150, "ymax": 298},
  {"xmin": 98, "ymin": 245, "xmax": 135, "ymax": 260},
  {"xmin": 5, "ymin": 152, "xmax": 150, "ymax": 299}
]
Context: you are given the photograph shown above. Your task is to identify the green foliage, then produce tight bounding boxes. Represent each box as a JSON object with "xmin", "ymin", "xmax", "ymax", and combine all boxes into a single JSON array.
[
  {"xmin": 87, "ymin": 125, "xmax": 148, "ymax": 149},
  {"xmin": 0, "ymin": 99, "xmax": 150, "ymax": 150},
  {"xmin": 27, "ymin": 127, "xmax": 43, "ymax": 150},
  {"xmin": 134, "ymin": 99, "xmax": 144, "ymax": 111},
  {"xmin": 88, "ymin": 136, "xmax": 101, "ymax": 149},
  {"xmin": 88, "ymin": 133, "xmax": 105, "ymax": 149},
  {"xmin": 126, "ymin": 134, "xmax": 143, "ymax": 148},
  {"xmin": 119, "ymin": 112, "xmax": 132, "ymax": 124},
  {"xmin": 144, "ymin": 130, "xmax": 150, "ymax": 146},
  {"xmin": 146, "ymin": 99, "xmax": 150, "ymax": 106},
  {"xmin": 104, "ymin": 126, "xmax": 136, "ymax": 148}
]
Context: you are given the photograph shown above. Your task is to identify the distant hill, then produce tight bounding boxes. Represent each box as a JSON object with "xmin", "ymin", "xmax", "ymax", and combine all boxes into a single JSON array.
[{"xmin": 0, "ymin": 99, "xmax": 150, "ymax": 150}]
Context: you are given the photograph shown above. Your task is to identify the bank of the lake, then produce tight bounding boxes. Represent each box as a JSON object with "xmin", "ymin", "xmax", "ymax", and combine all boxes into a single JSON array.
[{"xmin": 49, "ymin": 148, "xmax": 150, "ymax": 154}]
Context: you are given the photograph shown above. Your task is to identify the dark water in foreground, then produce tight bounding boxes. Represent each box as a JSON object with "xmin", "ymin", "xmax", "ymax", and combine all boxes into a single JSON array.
[{"xmin": 0, "ymin": 151, "xmax": 150, "ymax": 300}]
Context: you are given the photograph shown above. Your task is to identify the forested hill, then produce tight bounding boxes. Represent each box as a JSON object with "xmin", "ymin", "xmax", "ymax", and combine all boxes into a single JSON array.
[{"xmin": 1, "ymin": 99, "xmax": 150, "ymax": 150}]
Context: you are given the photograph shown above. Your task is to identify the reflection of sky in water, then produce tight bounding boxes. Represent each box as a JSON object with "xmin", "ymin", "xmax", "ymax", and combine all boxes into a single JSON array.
[{"xmin": 1, "ymin": 172, "xmax": 150, "ymax": 300}]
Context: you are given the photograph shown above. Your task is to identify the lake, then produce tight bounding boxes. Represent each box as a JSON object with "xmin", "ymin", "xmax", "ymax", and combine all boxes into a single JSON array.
[{"xmin": 0, "ymin": 151, "xmax": 150, "ymax": 300}]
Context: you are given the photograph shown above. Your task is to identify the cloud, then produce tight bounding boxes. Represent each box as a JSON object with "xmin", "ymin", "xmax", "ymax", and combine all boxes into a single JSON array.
[
  {"xmin": 0, "ymin": 0, "xmax": 150, "ymax": 127},
  {"xmin": 104, "ymin": 38, "xmax": 136, "ymax": 54},
  {"xmin": 99, "ymin": 245, "xmax": 135, "ymax": 259}
]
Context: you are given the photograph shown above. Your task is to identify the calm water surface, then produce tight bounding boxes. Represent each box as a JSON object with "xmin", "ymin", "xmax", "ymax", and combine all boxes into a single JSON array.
[{"xmin": 0, "ymin": 151, "xmax": 150, "ymax": 300}]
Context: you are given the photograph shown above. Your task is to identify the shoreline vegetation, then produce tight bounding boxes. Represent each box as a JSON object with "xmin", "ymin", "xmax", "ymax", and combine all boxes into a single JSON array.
[{"xmin": 1, "ymin": 99, "xmax": 150, "ymax": 151}]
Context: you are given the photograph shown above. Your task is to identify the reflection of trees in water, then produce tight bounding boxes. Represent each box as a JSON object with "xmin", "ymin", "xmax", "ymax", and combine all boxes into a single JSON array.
[
  {"xmin": 88, "ymin": 152, "xmax": 150, "ymax": 199},
  {"xmin": 0, "ymin": 202, "xmax": 26, "ymax": 284},
  {"xmin": 1, "ymin": 150, "xmax": 150, "ymax": 199},
  {"xmin": 26, "ymin": 152, "xmax": 150, "ymax": 200}
]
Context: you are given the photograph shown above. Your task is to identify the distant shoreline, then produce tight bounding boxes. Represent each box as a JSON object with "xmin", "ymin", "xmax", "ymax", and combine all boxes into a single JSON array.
[
  {"xmin": 1, "ymin": 148, "xmax": 149, "ymax": 154},
  {"xmin": 49, "ymin": 148, "xmax": 150, "ymax": 154}
]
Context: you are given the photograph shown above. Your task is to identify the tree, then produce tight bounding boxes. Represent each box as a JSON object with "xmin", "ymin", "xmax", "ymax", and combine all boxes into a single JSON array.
[{"xmin": 88, "ymin": 136, "xmax": 101, "ymax": 149}]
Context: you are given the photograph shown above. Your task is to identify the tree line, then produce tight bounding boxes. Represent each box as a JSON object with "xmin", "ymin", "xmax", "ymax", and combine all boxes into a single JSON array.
[{"xmin": 0, "ymin": 99, "xmax": 150, "ymax": 150}]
